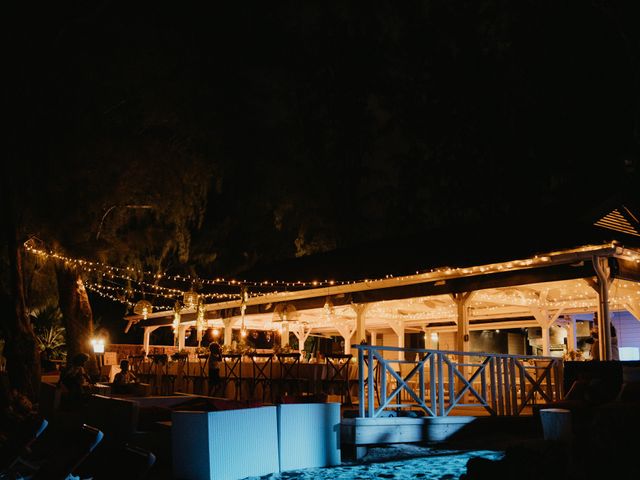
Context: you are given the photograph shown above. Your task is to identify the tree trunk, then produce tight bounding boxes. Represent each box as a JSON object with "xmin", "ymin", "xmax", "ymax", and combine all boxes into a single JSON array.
[
  {"xmin": 2, "ymin": 235, "xmax": 41, "ymax": 401},
  {"xmin": 56, "ymin": 266, "xmax": 94, "ymax": 362}
]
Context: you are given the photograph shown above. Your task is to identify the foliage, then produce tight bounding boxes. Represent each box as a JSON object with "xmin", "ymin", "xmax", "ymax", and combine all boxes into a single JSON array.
[
  {"xmin": 273, "ymin": 343, "xmax": 293, "ymax": 355},
  {"xmin": 30, "ymin": 304, "xmax": 66, "ymax": 360},
  {"xmin": 221, "ymin": 340, "xmax": 255, "ymax": 356},
  {"xmin": 563, "ymin": 349, "xmax": 585, "ymax": 362}
]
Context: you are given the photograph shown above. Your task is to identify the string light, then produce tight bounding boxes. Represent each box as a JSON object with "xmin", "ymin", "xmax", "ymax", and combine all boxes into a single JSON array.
[
  {"xmin": 24, "ymin": 243, "xmax": 354, "ymax": 288},
  {"xmin": 25, "ymin": 240, "xmax": 640, "ymax": 324},
  {"xmin": 172, "ymin": 302, "xmax": 181, "ymax": 334}
]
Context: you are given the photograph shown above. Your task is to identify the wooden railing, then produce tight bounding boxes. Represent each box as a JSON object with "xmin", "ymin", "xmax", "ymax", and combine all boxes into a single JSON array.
[{"xmin": 356, "ymin": 345, "xmax": 563, "ymax": 418}]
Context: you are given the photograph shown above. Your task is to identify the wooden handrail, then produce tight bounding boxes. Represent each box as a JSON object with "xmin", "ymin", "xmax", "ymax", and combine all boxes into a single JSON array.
[{"xmin": 356, "ymin": 345, "xmax": 563, "ymax": 418}]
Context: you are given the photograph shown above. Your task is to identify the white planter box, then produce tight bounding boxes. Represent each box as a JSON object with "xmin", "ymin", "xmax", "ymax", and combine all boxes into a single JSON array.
[
  {"xmin": 277, "ymin": 403, "xmax": 341, "ymax": 471},
  {"xmin": 172, "ymin": 406, "xmax": 279, "ymax": 480}
]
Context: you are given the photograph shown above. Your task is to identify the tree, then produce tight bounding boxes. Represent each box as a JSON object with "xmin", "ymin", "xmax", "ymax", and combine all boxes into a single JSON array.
[{"xmin": 3, "ymin": 2, "xmax": 215, "ymax": 397}]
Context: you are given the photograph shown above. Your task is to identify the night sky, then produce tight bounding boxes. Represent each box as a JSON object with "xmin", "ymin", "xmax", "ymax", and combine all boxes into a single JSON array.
[{"xmin": 6, "ymin": 1, "xmax": 640, "ymax": 334}]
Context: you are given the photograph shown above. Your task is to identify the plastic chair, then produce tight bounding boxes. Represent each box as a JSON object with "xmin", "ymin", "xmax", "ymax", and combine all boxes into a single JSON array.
[
  {"xmin": 324, "ymin": 353, "xmax": 353, "ymax": 405},
  {"xmin": 249, "ymin": 352, "xmax": 274, "ymax": 401},
  {"xmin": 0, "ymin": 417, "xmax": 48, "ymax": 472},
  {"xmin": 10, "ymin": 423, "xmax": 104, "ymax": 480},
  {"xmin": 91, "ymin": 444, "xmax": 156, "ymax": 480}
]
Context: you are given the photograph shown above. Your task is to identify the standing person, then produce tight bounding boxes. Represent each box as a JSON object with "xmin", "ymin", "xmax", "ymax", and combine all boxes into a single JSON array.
[
  {"xmin": 208, "ymin": 342, "xmax": 223, "ymax": 396},
  {"xmin": 587, "ymin": 328, "xmax": 599, "ymax": 361},
  {"xmin": 610, "ymin": 324, "xmax": 620, "ymax": 361}
]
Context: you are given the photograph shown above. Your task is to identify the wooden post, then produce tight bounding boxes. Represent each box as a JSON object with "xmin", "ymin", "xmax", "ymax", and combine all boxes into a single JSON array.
[
  {"xmin": 178, "ymin": 325, "xmax": 187, "ymax": 351},
  {"xmin": 452, "ymin": 292, "xmax": 473, "ymax": 402},
  {"xmin": 223, "ymin": 318, "xmax": 236, "ymax": 346},
  {"xmin": 452, "ymin": 293, "xmax": 473, "ymax": 353},
  {"xmin": 333, "ymin": 319, "xmax": 355, "ymax": 355},
  {"xmin": 541, "ymin": 327, "xmax": 550, "ymax": 357},
  {"xmin": 531, "ymin": 303, "xmax": 564, "ymax": 357},
  {"xmin": 281, "ymin": 322, "xmax": 290, "ymax": 347},
  {"xmin": 352, "ymin": 304, "xmax": 368, "ymax": 345},
  {"xmin": 388, "ymin": 319, "xmax": 405, "ymax": 360},
  {"xmin": 624, "ymin": 300, "xmax": 640, "ymax": 322},
  {"xmin": 292, "ymin": 322, "xmax": 312, "ymax": 353},
  {"xmin": 143, "ymin": 326, "xmax": 161, "ymax": 353}
]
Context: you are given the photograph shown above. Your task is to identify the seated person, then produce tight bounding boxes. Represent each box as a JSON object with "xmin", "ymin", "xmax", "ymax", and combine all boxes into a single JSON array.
[{"xmin": 112, "ymin": 359, "xmax": 139, "ymax": 394}]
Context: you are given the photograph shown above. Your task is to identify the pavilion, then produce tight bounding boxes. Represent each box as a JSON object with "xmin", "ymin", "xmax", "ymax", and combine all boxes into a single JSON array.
[{"xmin": 125, "ymin": 199, "xmax": 640, "ymax": 362}]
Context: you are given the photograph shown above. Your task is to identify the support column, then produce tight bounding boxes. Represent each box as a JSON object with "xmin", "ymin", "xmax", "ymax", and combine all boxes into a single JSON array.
[
  {"xmin": 565, "ymin": 316, "xmax": 577, "ymax": 352},
  {"xmin": 292, "ymin": 322, "xmax": 312, "ymax": 353},
  {"xmin": 541, "ymin": 327, "xmax": 550, "ymax": 357},
  {"xmin": 388, "ymin": 319, "xmax": 405, "ymax": 360},
  {"xmin": 178, "ymin": 325, "xmax": 187, "ymax": 351},
  {"xmin": 592, "ymin": 257, "xmax": 613, "ymax": 360},
  {"xmin": 334, "ymin": 321, "xmax": 355, "ymax": 355},
  {"xmin": 625, "ymin": 300, "xmax": 640, "ymax": 322},
  {"xmin": 143, "ymin": 326, "xmax": 161, "ymax": 354},
  {"xmin": 369, "ymin": 331, "xmax": 377, "ymax": 346},
  {"xmin": 452, "ymin": 293, "xmax": 473, "ymax": 353},
  {"xmin": 352, "ymin": 304, "xmax": 368, "ymax": 345},
  {"xmin": 423, "ymin": 328, "xmax": 436, "ymax": 349},
  {"xmin": 281, "ymin": 322, "xmax": 290, "ymax": 348},
  {"xmin": 531, "ymin": 306, "xmax": 564, "ymax": 357},
  {"xmin": 223, "ymin": 318, "xmax": 237, "ymax": 346},
  {"xmin": 452, "ymin": 293, "xmax": 473, "ymax": 402}
]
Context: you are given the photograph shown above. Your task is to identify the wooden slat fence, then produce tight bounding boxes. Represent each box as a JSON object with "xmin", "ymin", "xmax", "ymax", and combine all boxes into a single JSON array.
[{"xmin": 356, "ymin": 345, "xmax": 563, "ymax": 418}]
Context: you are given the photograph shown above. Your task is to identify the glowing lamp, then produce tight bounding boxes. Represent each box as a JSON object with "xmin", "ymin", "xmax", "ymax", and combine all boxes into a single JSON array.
[
  {"xmin": 183, "ymin": 290, "xmax": 199, "ymax": 309},
  {"xmin": 91, "ymin": 338, "xmax": 105, "ymax": 354},
  {"xmin": 133, "ymin": 299, "xmax": 153, "ymax": 319}
]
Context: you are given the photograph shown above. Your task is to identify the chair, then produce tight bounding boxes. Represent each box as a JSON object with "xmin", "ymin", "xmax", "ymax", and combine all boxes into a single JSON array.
[
  {"xmin": 0, "ymin": 417, "xmax": 48, "ymax": 471},
  {"xmin": 166, "ymin": 352, "xmax": 189, "ymax": 394},
  {"xmin": 324, "ymin": 353, "xmax": 353, "ymax": 405},
  {"xmin": 221, "ymin": 354, "xmax": 244, "ymax": 400},
  {"xmin": 91, "ymin": 444, "xmax": 156, "ymax": 480},
  {"xmin": 147, "ymin": 354, "xmax": 170, "ymax": 395},
  {"xmin": 10, "ymin": 424, "xmax": 104, "ymax": 480},
  {"xmin": 277, "ymin": 353, "xmax": 303, "ymax": 398},
  {"xmin": 249, "ymin": 352, "xmax": 274, "ymax": 401},
  {"xmin": 128, "ymin": 355, "xmax": 146, "ymax": 376},
  {"xmin": 133, "ymin": 355, "xmax": 154, "ymax": 387},
  {"xmin": 187, "ymin": 353, "xmax": 209, "ymax": 395}
]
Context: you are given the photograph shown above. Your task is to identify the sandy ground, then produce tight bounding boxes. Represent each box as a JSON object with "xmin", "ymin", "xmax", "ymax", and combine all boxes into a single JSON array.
[{"xmin": 241, "ymin": 444, "xmax": 505, "ymax": 480}]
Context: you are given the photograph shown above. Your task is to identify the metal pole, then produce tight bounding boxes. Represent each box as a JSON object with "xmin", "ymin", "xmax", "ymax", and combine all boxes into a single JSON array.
[
  {"xmin": 592, "ymin": 256, "xmax": 612, "ymax": 360},
  {"xmin": 358, "ymin": 347, "xmax": 365, "ymax": 417}
]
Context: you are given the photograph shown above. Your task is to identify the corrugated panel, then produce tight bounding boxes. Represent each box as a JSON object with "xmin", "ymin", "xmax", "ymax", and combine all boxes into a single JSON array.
[
  {"xmin": 208, "ymin": 407, "xmax": 280, "ymax": 480},
  {"xmin": 172, "ymin": 407, "xmax": 279, "ymax": 480},
  {"xmin": 614, "ymin": 312, "xmax": 640, "ymax": 349},
  {"xmin": 278, "ymin": 403, "xmax": 341, "ymax": 471},
  {"xmin": 594, "ymin": 207, "xmax": 640, "ymax": 237}
]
